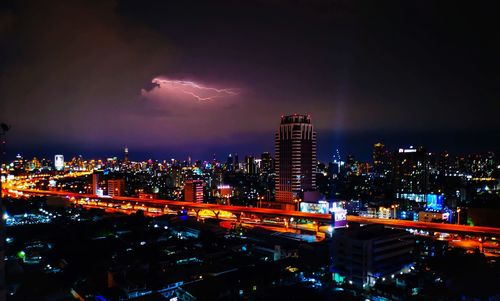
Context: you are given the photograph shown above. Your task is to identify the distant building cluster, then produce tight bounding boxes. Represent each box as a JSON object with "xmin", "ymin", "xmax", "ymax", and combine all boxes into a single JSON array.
[
  {"xmin": 2, "ymin": 114, "xmax": 499, "ymax": 227},
  {"xmin": 2, "ymin": 114, "xmax": 500, "ymax": 301}
]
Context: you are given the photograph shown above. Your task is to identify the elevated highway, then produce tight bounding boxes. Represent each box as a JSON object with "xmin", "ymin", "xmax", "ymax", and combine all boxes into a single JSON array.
[{"xmin": 8, "ymin": 188, "xmax": 500, "ymax": 236}]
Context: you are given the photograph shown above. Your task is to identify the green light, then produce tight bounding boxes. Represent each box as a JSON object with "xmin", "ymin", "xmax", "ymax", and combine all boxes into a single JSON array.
[{"xmin": 17, "ymin": 251, "xmax": 26, "ymax": 259}]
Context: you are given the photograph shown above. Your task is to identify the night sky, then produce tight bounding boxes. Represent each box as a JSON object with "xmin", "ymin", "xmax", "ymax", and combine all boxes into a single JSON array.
[{"xmin": 0, "ymin": 0, "xmax": 499, "ymax": 162}]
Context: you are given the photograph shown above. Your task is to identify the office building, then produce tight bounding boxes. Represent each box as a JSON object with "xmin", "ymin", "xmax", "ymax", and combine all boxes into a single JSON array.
[
  {"xmin": 275, "ymin": 114, "xmax": 317, "ymax": 204},
  {"xmin": 226, "ymin": 154, "xmax": 234, "ymax": 171},
  {"xmin": 331, "ymin": 224, "xmax": 414, "ymax": 287},
  {"xmin": 234, "ymin": 153, "xmax": 239, "ymax": 171},
  {"xmin": 184, "ymin": 180, "xmax": 204, "ymax": 203},
  {"xmin": 394, "ymin": 146, "xmax": 429, "ymax": 194},
  {"xmin": 124, "ymin": 146, "xmax": 129, "ymax": 164},
  {"xmin": 216, "ymin": 185, "xmax": 233, "ymax": 199},
  {"xmin": 108, "ymin": 179, "xmax": 125, "ymax": 197},
  {"xmin": 92, "ymin": 173, "xmax": 100, "ymax": 195},
  {"xmin": 418, "ymin": 211, "xmax": 451, "ymax": 223},
  {"xmin": 245, "ymin": 155, "xmax": 256, "ymax": 174},
  {"xmin": 260, "ymin": 152, "xmax": 273, "ymax": 175},
  {"xmin": 54, "ymin": 154, "xmax": 64, "ymax": 171},
  {"xmin": 372, "ymin": 142, "xmax": 392, "ymax": 176}
]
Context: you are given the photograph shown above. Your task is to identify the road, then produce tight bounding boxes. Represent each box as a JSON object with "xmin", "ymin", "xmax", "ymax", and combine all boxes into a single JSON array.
[
  {"xmin": 7, "ymin": 188, "xmax": 500, "ymax": 236},
  {"xmin": 347, "ymin": 216, "xmax": 500, "ymax": 236}
]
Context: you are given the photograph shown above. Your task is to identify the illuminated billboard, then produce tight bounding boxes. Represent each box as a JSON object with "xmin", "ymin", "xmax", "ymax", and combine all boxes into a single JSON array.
[
  {"xmin": 54, "ymin": 155, "xmax": 64, "ymax": 171},
  {"xmin": 426, "ymin": 194, "xmax": 443, "ymax": 211},
  {"xmin": 217, "ymin": 185, "xmax": 233, "ymax": 198},
  {"xmin": 330, "ymin": 202, "xmax": 347, "ymax": 228},
  {"xmin": 398, "ymin": 148, "xmax": 417, "ymax": 153},
  {"xmin": 397, "ymin": 193, "xmax": 426, "ymax": 202},
  {"xmin": 300, "ymin": 201, "xmax": 329, "ymax": 214}
]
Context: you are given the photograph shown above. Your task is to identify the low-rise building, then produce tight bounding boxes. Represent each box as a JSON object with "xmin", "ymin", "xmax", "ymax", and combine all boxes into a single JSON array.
[
  {"xmin": 418, "ymin": 211, "xmax": 450, "ymax": 223},
  {"xmin": 331, "ymin": 224, "xmax": 415, "ymax": 287}
]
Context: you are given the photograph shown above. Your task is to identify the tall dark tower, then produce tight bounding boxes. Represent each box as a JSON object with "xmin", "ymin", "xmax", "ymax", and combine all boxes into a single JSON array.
[
  {"xmin": 373, "ymin": 142, "xmax": 391, "ymax": 176},
  {"xmin": 124, "ymin": 146, "xmax": 129, "ymax": 164},
  {"xmin": 394, "ymin": 146, "xmax": 429, "ymax": 194},
  {"xmin": 245, "ymin": 155, "xmax": 256, "ymax": 174},
  {"xmin": 275, "ymin": 114, "xmax": 317, "ymax": 205},
  {"xmin": 260, "ymin": 152, "xmax": 273, "ymax": 175},
  {"xmin": 234, "ymin": 153, "xmax": 239, "ymax": 171},
  {"xmin": 226, "ymin": 154, "xmax": 234, "ymax": 171}
]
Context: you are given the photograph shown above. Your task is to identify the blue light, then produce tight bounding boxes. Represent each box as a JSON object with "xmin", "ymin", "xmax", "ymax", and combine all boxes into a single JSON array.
[{"xmin": 426, "ymin": 194, "xmax": 443, "ymax": 211}]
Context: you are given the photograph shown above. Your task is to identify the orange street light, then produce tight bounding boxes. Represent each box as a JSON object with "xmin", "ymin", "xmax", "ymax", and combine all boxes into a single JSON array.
[{"xmin": 391, "ymin": 204, "xmax": 399, "ymax": 219}]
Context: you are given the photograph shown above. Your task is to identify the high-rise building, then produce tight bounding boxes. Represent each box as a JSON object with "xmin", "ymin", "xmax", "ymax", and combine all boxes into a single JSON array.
[
  {"xmin": 226, "ymin": 154, "xmax": 234, "ymax": 171},
  {"xmin": 245, "ymin": 155, "xmax": 256, "ymax": 174},
  {"xmin": 54, "ymin": 154, "xmax": 64, "ymax": 171},
  {"xmin": 260, "ymin": 152, "xmax": 273, "ymax": 175},
  {"xmin": 275, "ymin": 114, "xmax": 317, "ymax": 204},
  {"xmin": 184, "ymin": 180, "xmax": 204, "ymax": 203},
  {"xmin": 346, "ymin": 154, "xmax": 357, "ymax": 174},
  {"xmin": 372, "ymin": 143, "xmax": 394, "ymax": 197},
  {"xmin": 167, "ymin": 165, "xmax": 183, "ymax": 189},
  {"xmin": 234, "ymin": 153, "xmax": 239, "ymax": 171},
  {"xmin": 330, "ymin": 149, "xmax": 345, "ymax": 175},
  {"xmin": 107, "ymin": 179, "xmax": 125, "ymax": 197},
  {"xmin": 124, "ymin": 146, "xmax": 129, "ymax": 164},
  {"xmin": 13, "ymin": 153, "xmax": 24, "ymax": 172},
  {"xmin": 92, "ymin": 173, "xmax": 100, "ymax": 195},
  {"xmin": 394, "ymin": 146, "xmax": 429, "ymax": 194},
  {"xmin": 373, "ymin": 142, "xmax": 392, "ymax": 176}
]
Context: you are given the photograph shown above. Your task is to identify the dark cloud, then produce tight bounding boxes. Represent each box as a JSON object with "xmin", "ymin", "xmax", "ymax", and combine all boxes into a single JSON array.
[
  {"xmin": 0, "ymin": 0, "xmax": 172, "ymax": 146},
  {"xmin": 0, "ymin": 0, "xmax": 499, "ymax": 161}
]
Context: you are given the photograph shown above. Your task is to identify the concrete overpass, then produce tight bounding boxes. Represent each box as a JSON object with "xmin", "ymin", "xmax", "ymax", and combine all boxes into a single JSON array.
[{"xmin": 9, "ymin": 188, "xmax": 500, "ymax": 236}]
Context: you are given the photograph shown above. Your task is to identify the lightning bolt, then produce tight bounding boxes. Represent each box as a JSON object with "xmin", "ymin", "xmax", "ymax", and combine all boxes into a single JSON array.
[
  {"xmin": 155, "ymin": 79, "xmax": 238, "ymax": 95},
  {"xmin": 182, "ymin": 91, "xmax": 218, "ymax": 101},
  {"xmin": 151, "ymin": 78, "xmax": 239, "ymax": 101}
]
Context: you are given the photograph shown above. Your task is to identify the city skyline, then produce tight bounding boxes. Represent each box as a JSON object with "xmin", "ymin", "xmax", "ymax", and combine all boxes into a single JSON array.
[
  {"xmin": 1, "ymin": 1, "xmax": 499, "ymax": 300},
  {"xmin": 4, "ymin": 132, "xmax": 498, "ymax": 164},
  {"xmin": 1, "ymin": 108, "xmax": 499, "ymax": 162},
  {"xmin": 1, "ymin": 116, "xmax": 498, "ymax": 163}
]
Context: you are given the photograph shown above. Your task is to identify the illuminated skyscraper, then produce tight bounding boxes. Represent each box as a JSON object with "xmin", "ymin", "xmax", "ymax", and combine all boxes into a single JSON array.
[
  {"xmin": 54, "ymin": 154, "xmax": 64, "ymax": 171},
  {"xmin": 245, "ymin": 155, "xmax": 256, "ymax": 174},
  {"xmin": 275, "ymin": 114, "xmax": 317, "ymax": 205}
]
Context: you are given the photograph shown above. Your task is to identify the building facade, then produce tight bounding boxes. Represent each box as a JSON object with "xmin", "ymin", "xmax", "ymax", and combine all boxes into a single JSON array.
[
  {"xmin": 245, "ymin": 155, "xmax": 256, "ymax": 175},
  {"xmin": 275, "ymin": 114, "xmax": 317, "ymax": 204},
  {"xmin": 393, "ymin": 146, "xmax": 430, "ymax": 194},
  {"xmin": 331, "ymin": 224, "xmax": 414, "ymax": 287},
  {"xmin": 92, "ymin": 173, "xmax": 100, "ymax": 195},
  {"xmin": 124, "ymin": 146, "xmax": 129, "ymax": 164},
  {"xmin": 107, "ymin": 179, "xmax": 125, "ymax": 197},
  {"xmin": 184, "ymin": 180, "xmax": 204, "ymax": 203}
]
